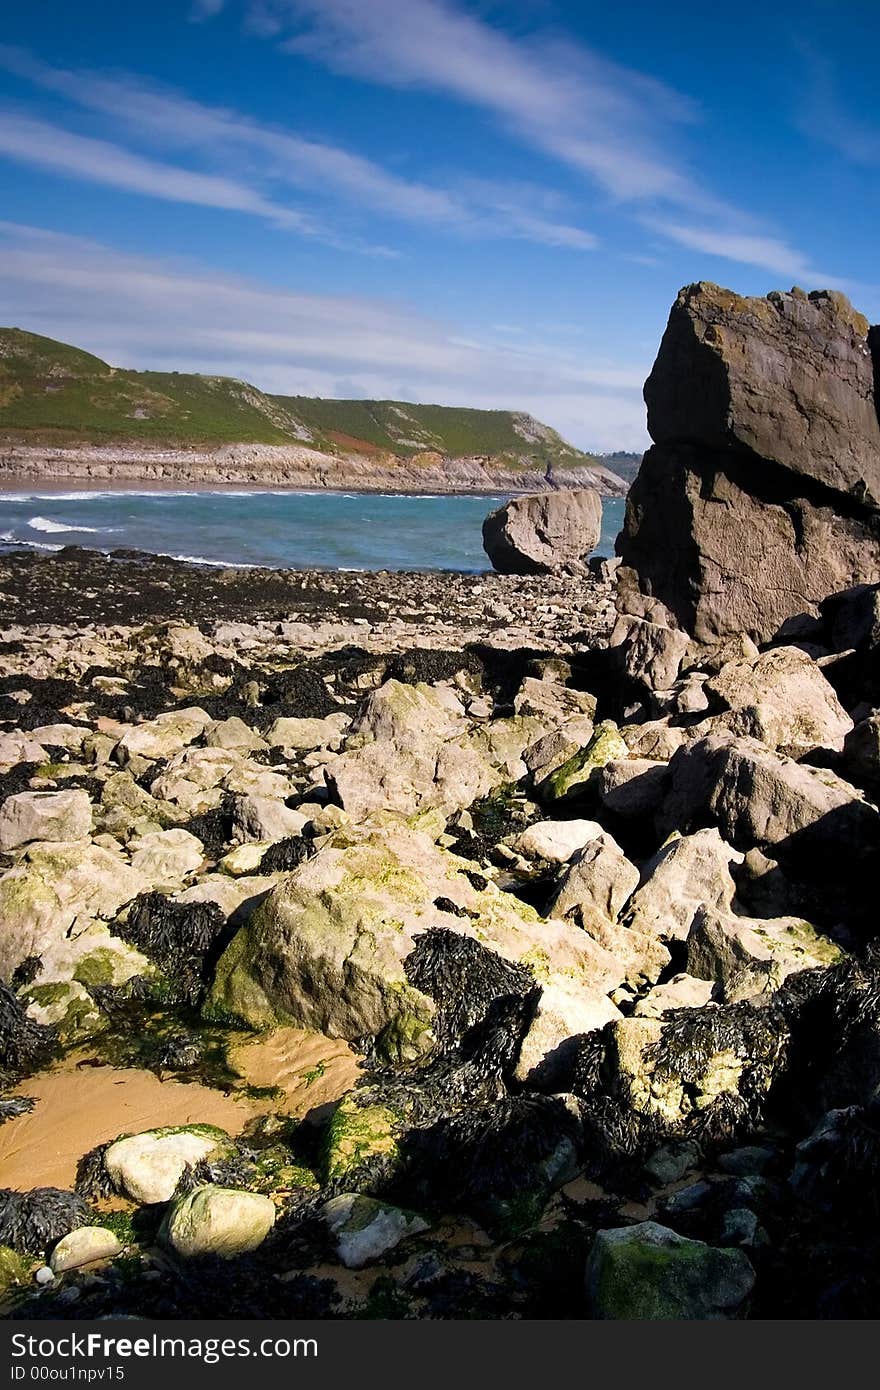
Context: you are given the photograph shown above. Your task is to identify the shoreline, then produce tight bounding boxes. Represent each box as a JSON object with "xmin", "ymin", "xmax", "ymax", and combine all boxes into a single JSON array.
[{"xmin": 0, "ymin": 475, "xmax": 510, "ymax": 499}]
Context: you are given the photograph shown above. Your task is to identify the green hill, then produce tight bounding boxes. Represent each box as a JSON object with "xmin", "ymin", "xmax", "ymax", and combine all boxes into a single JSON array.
[{"xmin": 0, "ymin": 327, "xmax": 598, "ymax": 470}]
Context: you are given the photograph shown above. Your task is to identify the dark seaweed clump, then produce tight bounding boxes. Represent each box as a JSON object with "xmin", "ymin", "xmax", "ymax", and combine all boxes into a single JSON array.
[
  {"xmin": 0, "ymin": 981, "xmax": 57, "ymax": 1082},
  {"xmin": 115, "ymin": 893, "xmax": 230, "ymax": 1006},
  {"xmin": 259, "ymin": 835, "xmax": 314, "ymax": 874},
  {"xmin": 0, "ymin": 1188, "xmax": 92, "ymax": 1254}
]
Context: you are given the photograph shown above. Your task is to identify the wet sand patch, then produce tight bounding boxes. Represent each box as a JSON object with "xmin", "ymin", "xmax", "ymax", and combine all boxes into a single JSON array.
[{"xmin": 0, "ymin": 1027, "xmax": 360, "ymax": 1193}]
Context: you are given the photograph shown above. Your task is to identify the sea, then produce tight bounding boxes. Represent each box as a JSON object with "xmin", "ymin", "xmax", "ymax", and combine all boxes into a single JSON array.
[{"xmin": 0, "ymin": 487, "xmax": 626, "ymax": 572}]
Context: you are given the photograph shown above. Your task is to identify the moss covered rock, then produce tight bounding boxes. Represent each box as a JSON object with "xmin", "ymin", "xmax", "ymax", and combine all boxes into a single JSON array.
[
  {"xmin": 160, "ymin": 1184, "xmax": 275, "ymax": 1259},
  {"xmin": 539, "ymin": 721, "xmax": 628, "ymax": 802},
  {"xmin": 209, "ymin": 817, "xmax": 627, "ymax": 1074},
  {"xmin": 104, "ymin": 1124, "xmax": 233, "ymax": 1205},
  {"xmin": 586, "ymin": 1221, "xmax": 755, "ymax": 1319},
  {"xmin": 323, "ymin": 1095, "xmax": 400, "ymax": 1186}
]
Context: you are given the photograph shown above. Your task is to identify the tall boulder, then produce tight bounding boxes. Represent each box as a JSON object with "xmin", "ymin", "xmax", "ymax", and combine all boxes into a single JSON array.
[
  {"xmin": 482, "ymin": 489, "xmax": 602, "ymax": 574},
  {"xmin": 617, "ymin": 283, "xmax": 880, "ymax": 644}
]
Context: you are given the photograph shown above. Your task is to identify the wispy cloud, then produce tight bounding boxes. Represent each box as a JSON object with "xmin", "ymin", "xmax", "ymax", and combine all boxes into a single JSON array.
[
  {"xmin": 239, "ymin": 0, "xmax": 843, "ymax": 281},
  {"xmin": 644, "ymin": 220, "xmax": 852, "ymax": 289},
  {"xmin": 0, "ymin": 112, "xmax": 321, "ymax": 232},
  {"xmin": 0, "ymin": 45, "xmax": 598, "ymax": 253},
  {"xmin": 0, "ymin": 221, "xmax": 650, "ymax": 450}
]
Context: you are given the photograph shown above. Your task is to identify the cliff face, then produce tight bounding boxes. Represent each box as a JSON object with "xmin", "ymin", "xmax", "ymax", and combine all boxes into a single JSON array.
[
  {"xmin": 0, "ymin": 327, "xmax": 627, "ymax": 495},
  {"xmin": 0, "ymin": 440, "xmax": 626, "ymax": 496}
]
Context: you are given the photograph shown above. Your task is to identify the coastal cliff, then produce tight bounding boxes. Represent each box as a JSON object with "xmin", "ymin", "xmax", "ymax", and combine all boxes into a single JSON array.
[{"xmin": 0, "ymin": 327, "xmax": 627, "ymax": 495}]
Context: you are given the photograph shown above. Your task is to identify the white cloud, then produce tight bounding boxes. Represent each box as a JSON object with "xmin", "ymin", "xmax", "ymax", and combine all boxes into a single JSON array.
[
  {"xmin": 0, "ymin": 111, "xmax": 323, "ymax": 234},
  {"xmin": 0, "ymin": 221, "xmax": 649, "ymax": 451},
  {"xmin": 0, "ymin": 46, "xmax": 598, "ymax": 252},
  {"xmin": 246, "ymin": 0, "xmax": 844, "ymax": 280},
  {"xmin": 645, "ymin": 219, "xmax": 851, "ymax": 289}
]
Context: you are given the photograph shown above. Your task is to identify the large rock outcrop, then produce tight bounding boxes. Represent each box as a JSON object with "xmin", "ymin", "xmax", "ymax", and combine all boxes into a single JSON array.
[
  {"xmin": 617, "ymin": 283, "xmax": 880, "ymax": 644},
  {"xmin": 482, "ymin": 489, "xmax": 602, "ymax": 574}
]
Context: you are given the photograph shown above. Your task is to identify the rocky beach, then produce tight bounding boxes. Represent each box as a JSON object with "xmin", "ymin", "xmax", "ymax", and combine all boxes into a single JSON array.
[{"xmin": 2, "ymin": 282, "xmax": 880, "ymax": 1321}]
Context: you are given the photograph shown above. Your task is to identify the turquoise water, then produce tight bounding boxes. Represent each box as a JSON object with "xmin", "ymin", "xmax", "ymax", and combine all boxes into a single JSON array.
[{"xmin": 0, "ymin": 488, "xmax": 626, "ymax": 572}]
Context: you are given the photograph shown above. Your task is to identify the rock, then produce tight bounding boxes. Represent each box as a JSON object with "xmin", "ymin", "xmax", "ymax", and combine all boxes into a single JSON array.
[
  {"xmin": 551, "ymin": 832, "xmax": 639, "ymax": 927},
  {"xmin": 704, "ymin": 646, "xmax": 852, "ymax": 754},
  {"xmin": 0, "ymin": 731, "xmax": 48, "ymax": 769},
  {"xmin": 323, "ymin": 1096, "xmax": 400, "ymax": 1186},
  {"xmin": 161, "ymin": 1185, "xmax": 275, "ymax": 1259},
  {"xmin": 127, "ymin": 828, "xmax": 205, "ymax": 887},
  {"xmin": 686, "ymin": 906, "xmax": 842, "ymax": 998},
  {"xmin": 482, "ymin": 489, "xmax": 602, "ymax": 574},
  {"xmin": 204, "ymin": 717, "xmax": 266, "ymax": 752},
  {"xmin": 104, "ymin": 1125, "xmax": 231, "ymax": 1204},
  {"xmin": 623, "ymin": 828, "xmax": 743, "ymax": 943},
  {"xmin": 617, "ymin": 284, "xmax": 880, "ymax": 644},
  {"xmin": 0, "ymin": 790, "xmax": 92, "ymax": 851},
  {"xmin": 322, "ymin": 1193, "xmax": 429, "ymax": 1269},
  {"xmin": 621, "ymin": 720, "xmax": 688, "ymax": 761},
  {"xmin": 0, "ymin": 842, "xmax": 150, "ymax": 980},
  {"xmin": 116, "ymin": 708, "xmax": 213, "ymax": 762},
  {"xmin": 512, "ymin": 819, "xmax": 605, "ymax": 864},
  {"xmin": 522, "ymin": 719, "xmax": 596, "ymax": 782},
  {"xmin": 328, "ymin": 723, "xmax": 499, "ymax": 822},
  {"xmin": 633, "ymin": 973, "xmax": 714, "ymax": 1018},
  {"xmin": 161, "ymin": 625, "xmax": 215, "ymax": 665},
  {"xmin": 353, "ymin": 680, "xmax": 465, "ymax": 744},
  {"xmin": 610, "ymin": 612, "xmax": 690, "ymax": 693},
  {"xmin": 644, "ymin": 1141, "xmax": 702, "ymax": 1186},
  {"xmin": 149, "ymin": 747, "xmax": 242, "ymax": 810},
  {"xmin": 842, "ymin": 714, "xmax": 880, "ymax": 792},
  {"xmin": 219, "ymin": 842, "xmax": 271, "ymax": 876},
  {"xmin": 231, "ymin": 795, "xmax": 308, "ymax": 844},
  {"xmin": 210, "ymin": 818, "xmax": 627, "ymax": 1077},
  {"xmin": 586, "ymin": 1221, "xmax": 755, "ymax": 1319},
  {"xmin": 266, "ymin": 713, "xmax": 350, "ymax": 750},
  {"xmin": 23, "ymin": 980, "xmax": 104, "ymax": 1043},
  {"xmin": 0, "ymin": 1244, "xmax": 32, "ymax": 1293},
  {"xmin": 595, "ymin": 759, "xmax": 669, "ymax": 820},
  {"xmin": 538, "ymin": 721, "xmax": 628, "ymax": 803},
  {"xmin": 49, "ymin": 1227, "xmax": 122, "ymax": 1274},
  {"xmin": 513, "ymin": 678, "xmax": 596, "ymax": 725},
  {"xmin": 660, "ymin": 735, "xmax": 880, "ymax": 881}
]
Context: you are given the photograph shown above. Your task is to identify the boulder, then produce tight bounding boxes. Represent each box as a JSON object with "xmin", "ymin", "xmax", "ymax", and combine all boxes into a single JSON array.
[
  {"xmin": 704, "ymin": 646, "xmax": 852, "ymax": 754},
  {"xmin": 161, "ymin": 1185, "xmax": 275, "ymax": 1259},
  {"xmin": 512, "ymin": 819, "xmax": 605, "ymax": 864},
  {"xmin": 586, "ymin": 1221, "xmax": 755, "ymax": 1319},
  {"xmin": 623, "ymin": 828, "xmax": 743, "ymax": 943},
  {"xmin": 660, "ymin": 735, "xmax": 880, "ymax": 881},
  {"xmin": 0, "ymin": 790, "xmax": 92, "ymax": 851},
  {"xmin": 322, "ymin": 1194, "xmax": 429, "ymax": 1269},
  {"xmin": 482, "ymin": 489, "xmax": 602, "ymax": 574},
  {"xmin": 104, "ymin": 1125, "xmax": 231, "ymax": 1205},
  {"xmin": 230, "ymin": 796, "xmax": 308, "ymax": 845},
  {"xmin": 204, "ymin": 717, "xmax": 266, "ymax": 752},
  {"xmin": 0, "ymin": 842, "xmax": 150, "ymax": 980},
  {"xmin": 49, "ymin": 1227, "xmax": 122, "ymax": 1274},
  {"xmin": 537, "ymin": 721, "xmax": 628, "ymax": 803},
  {"xmin": 617, "ymin": 284, "xmax": 880, "ymax": 644},
  {"xmin": 210, "ymin": 818, "xmax": 627, "ymax": 1077},
  {"xmin": 686, "ymin": 906, "xmax": 843, "ymax": 999},
  {"xmin": 610, "ymin": 612, "xmax": 690, "ymax": 693},
  {"xmin": 116, "ymin": 708, "xmax": 213, "ymax": 762},
  {"xmin": 266, "ymin": 713, "xmax": 350, "ymax": 750},
  {"xmin": 127, "ymin": 828, "xmax": 205, "ymax": 887},
  {"xmin": 0, "ymin": 731, "xmax": 48, "ymax": 769}
]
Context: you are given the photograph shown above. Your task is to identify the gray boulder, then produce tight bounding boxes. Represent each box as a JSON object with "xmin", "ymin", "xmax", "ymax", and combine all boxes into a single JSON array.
[
  {"xmin": 482, "ymin": 489, "xmax": 602, "ymax": 574},
  {"xmin": 617, "ymin": 283, "xmax": 880, "ymax": 644}
]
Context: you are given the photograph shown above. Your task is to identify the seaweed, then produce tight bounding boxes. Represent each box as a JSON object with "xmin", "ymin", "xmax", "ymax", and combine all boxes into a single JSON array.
[
  {"xmin": 114, "ymin": 893, "xmax": 230, "ymax": 1007},
  {"xmin": 0, "ymin": 1188, "xmax": 92, "ymax": 1254}
]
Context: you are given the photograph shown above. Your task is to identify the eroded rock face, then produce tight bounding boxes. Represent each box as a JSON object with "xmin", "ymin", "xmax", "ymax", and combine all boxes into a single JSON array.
[
  {"xmin": 482, "ymin": 489, "xmax": 602, "ymax": 574},
  {"xmin": 617, "ymin": 283, "xmax": 880, "ymax": 644}
]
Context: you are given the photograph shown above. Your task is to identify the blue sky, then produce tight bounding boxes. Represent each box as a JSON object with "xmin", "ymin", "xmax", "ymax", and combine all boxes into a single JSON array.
[{"xmin": 0, "ymin": 0, "xmax": 876, "ymax": 450}]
